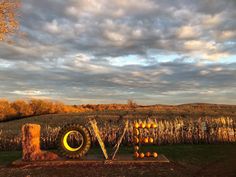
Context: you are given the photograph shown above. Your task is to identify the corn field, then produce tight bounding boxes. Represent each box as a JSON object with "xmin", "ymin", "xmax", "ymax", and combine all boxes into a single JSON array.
[{"xmin": 0, "ymin": 117, "xmax": 235, "ymax": 151}]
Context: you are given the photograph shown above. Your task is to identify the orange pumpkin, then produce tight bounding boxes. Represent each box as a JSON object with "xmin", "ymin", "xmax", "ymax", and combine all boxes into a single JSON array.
[
  {"xmin": 133, "ymin": 137, "xmax": 139, "ymax": 144},
  {"xmin": 145, "ymin": 152, "xmax": 151, "ymax": 157},
  {"xmin": 134, "ymin": 152, "xmax": 139, "ymax": 158},
  {"xmin": 133, "ymin": 128, "xmax": 139, "ymax": 136},
  {"xmin": 139, "ymin": 153, "xmax": 145, "ymax": 158},
  {"xmin": 140, "ymin": 123, "xmax": 146, "ymax": 128},
  {"xmin": 151, "ymin": 123, "xmax": 157, "ymax": 128},
  {"xmin": 149, "ymin": 137, "xmax": 154, "ymax": 143},
  {"xmin": 134, "ymin": 145, "xmax": 139, "ymax": 151},
  {"xmin": 146, "ymin": 123, "xmax": 151, "ymax": 128},
  {"xmin": 143, "ymin": 137, "xmax": 149, "ymax": 143},
  {"xmin": 153, "ymin": 152, "xmax": 158, "ymax": 158},
  {"xmin": 134, "ymin": 122, "xmax": 139, "ymax": 129}
]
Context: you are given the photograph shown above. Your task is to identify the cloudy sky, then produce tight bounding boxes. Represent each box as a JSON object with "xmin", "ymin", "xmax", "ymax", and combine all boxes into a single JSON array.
[{"xmin": 0, "ymin": 0, "xmax": 236, "ymax": 105}]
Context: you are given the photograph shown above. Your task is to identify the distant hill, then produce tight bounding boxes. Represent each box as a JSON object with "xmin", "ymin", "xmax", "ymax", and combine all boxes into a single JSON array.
[{"xmin": 136, "ymin": 103, "xmax": 236, "ymax": 117}]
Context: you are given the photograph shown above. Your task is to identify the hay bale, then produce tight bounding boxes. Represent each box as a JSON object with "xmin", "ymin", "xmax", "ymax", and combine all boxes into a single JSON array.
[{"xmin": 22, "ymin": 124, "xmax": 58, "ymax": 161}]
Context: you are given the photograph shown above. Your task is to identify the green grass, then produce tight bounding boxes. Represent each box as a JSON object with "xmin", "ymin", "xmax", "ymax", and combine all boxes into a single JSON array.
[
  {"xmin": 0, "ymin": 151, "xmax": 21, "ymax": 166},
  {"xmin": 116, "ymin": 144, "xmax": 236, "ymax": 166},
  {"xmin": 1, "ymin": 144, "xmax": 235, "ymax": 167},
  {"xmin": 147, "ymin": 144, "xmax": 236, "ymax": 166}
]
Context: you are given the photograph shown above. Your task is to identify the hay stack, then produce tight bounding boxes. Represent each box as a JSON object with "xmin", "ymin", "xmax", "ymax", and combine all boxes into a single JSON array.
[{"xmin": 22, "ymin": 124, "xmax": 58, "ymax": 161}]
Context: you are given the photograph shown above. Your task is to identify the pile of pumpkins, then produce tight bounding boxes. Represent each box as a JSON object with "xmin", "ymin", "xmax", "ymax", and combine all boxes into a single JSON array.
[
  {"xmin": 133, "ymin": 122, "xmax": 158, "ymax": 159},
  {"xmin": 134, "ymin": 122, "xmax": 157, "ymax": 129},
  {"xmin": 134, "ymin": 150, "xmax": 158, "ymax": 158}
]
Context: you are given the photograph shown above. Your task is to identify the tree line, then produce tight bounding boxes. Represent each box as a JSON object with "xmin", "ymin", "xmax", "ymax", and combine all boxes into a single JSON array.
[{"xmin": 0, "ymin": 99, "xmax": 137, "ymax": 122}]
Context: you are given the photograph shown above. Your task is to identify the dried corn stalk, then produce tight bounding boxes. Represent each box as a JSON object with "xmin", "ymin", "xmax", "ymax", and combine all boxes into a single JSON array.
[
  {"xmin": 89, "ymin": 119, "xmax": 108, "ymax": 159},
  {"xmin": 112, "ymin": 120, "xmax": 129, "ymax": 160}
]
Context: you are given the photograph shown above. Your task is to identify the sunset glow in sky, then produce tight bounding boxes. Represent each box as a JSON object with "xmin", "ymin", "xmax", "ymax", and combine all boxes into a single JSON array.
[{"xmin": 0, "ymin": 0, "xmax": 235, "ymax": 104}]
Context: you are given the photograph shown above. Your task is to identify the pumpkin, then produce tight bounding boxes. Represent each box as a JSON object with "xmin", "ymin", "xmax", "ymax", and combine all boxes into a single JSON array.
[
  {"xmin": 149, "ymin": 137, "xmax": 154, "ymax": 143},
  {"xmin": 140, "ymin": 123, "xmax": 146, "ymax": 128},
  {"xmin": 133, "ymin": 128, "xmax": 139, "ymax": 136},
  {"xmin": 146, "ymin": 123, "xmax": 151, "ymax": 128},
  {"xmin": 153, "ymin": 152, "xmax": 158, "ymax": 158},
  {"xmin": 151, "ymin": 123, "xmax": 157, "ymax": 128},
  {"xmin": 134, "ymin": 145, "xmax": 139, "ymax": 151},
  {"xmin": 134, "ymin": 122, "xmax": 139, "ymax": 129},
  {"xmin": 139, "ymin": 153, "xmax": 145, "ymax": 158},
  {"xmin": 133, "ymin": 137, "xmax": 139, "ymax": 144},
  {"xmin": 134, "ymin": 152, "xmax": 139, "ymax": 158},
  {"xmin": 143, "ymin": 137, "xmax": 149, "ymax": 143},
  {"xmin": 145, "ymin": 152, "xmax": 151, "ymax": 157}
]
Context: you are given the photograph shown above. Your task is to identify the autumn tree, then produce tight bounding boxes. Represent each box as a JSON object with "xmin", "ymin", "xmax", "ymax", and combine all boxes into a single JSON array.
[
  {"xmin": 11, "ymin": 99, "xmax": 33, "ymax": 117},
  {"xmin": 0, "ymin": 99, "xmax": 16, "ymax": 120},
  {"xmin": 50, "ymin": 101, "xmax": 70, "ymax": 113},
  {"xmin": 0, "ymin": 0, "xmax": 20, "ymax": 41},
  {"xmin": 29, "ymin": 99, "xmax": 56, "ymax": 115},
  {"xmin": 29, "ymin": 99, "xmax": 74, "ymax": 115}
]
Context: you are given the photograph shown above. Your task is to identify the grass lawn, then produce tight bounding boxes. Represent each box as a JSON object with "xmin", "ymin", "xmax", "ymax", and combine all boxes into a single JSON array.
[
  {"xmin": 1, "ymin": 144, "xmax": 236, "ymax": 169},
  {"xmin": 0, "ymin": 151, "xmax": 21, "ymax": 166},
  {"xmin": 89, "ymin": 143, "xmax": 236, "ymax": 165}
]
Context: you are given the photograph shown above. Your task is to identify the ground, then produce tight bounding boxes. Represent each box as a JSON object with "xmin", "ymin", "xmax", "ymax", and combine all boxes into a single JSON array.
[{"xmin": 0, "ymin": 144, "xmax": 236, "ymax": 177}]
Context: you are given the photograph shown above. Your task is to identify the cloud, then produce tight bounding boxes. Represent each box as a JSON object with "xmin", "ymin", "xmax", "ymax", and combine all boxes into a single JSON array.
[
  {"xmin": 104, "ymin": 31, "xmax": 126, "ymax": 45},
  {"xmin": 0, "ymin": 0, "xmax": 235, "ymax": 104},
  {"xmin": 0, "ymin": 52, "xmax": 235, "ymax": 104},
  {"xmin": 10, "ymin": 90, "xmax": 50, "ymax": 96},
  {"xmin": 202, "ymin": 13, "xmax": 223, "ymax": 26},
  {"xmin": 219, "ymin": 30, "xmax": 236, "ymax": 40},
  {"xmin": 177, "ymin": 26, "xmax": 200, "ymax": 39},
  {"xmin": 44, "ymin": 19, "xmax": 61, "ymax": 34},
  {"xmin": 0, "ymin": 0, "xmax": 234, "ymax": 61}
]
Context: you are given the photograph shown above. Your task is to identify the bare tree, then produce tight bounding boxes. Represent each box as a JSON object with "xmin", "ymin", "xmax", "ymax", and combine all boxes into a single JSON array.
[{"xmin": 127, "ymin": 99, "xmax": 137, "ymax": 109}]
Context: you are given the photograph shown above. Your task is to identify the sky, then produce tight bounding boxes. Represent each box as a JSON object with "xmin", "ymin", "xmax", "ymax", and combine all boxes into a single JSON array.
[{"xmin": 0, "ymin": 0, "xmax": 236, "ymax": 105}]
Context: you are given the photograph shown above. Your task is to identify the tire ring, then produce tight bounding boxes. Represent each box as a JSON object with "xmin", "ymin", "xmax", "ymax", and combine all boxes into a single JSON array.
[{"xmin": 57, "ymin": 124, "xmax": 91, "ymax": 159}]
